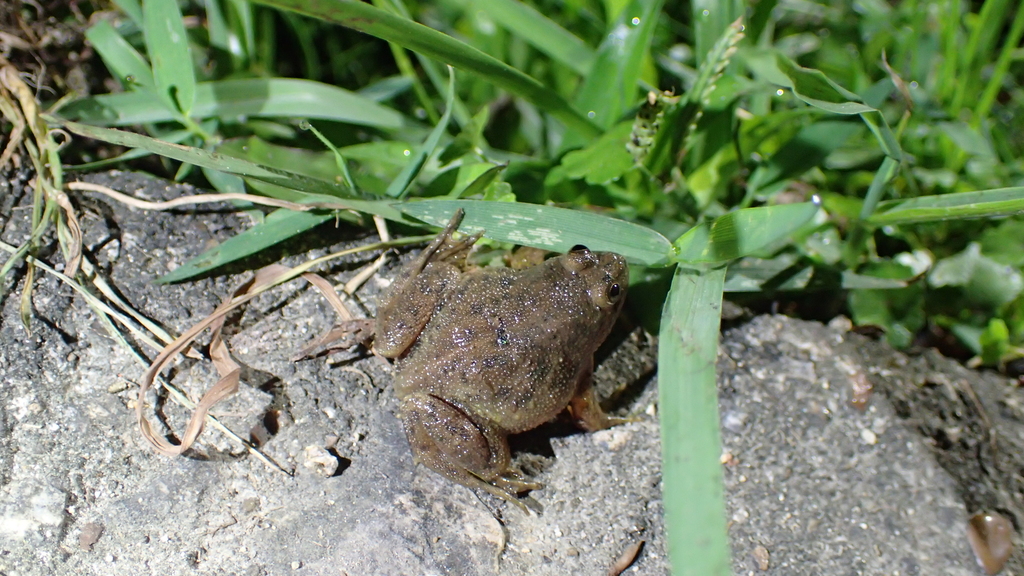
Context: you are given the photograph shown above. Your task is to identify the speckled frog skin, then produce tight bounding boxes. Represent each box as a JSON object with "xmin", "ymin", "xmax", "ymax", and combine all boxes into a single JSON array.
[{"xmin": 374, "ymin": 210, "xmax": 629, "ymax": 509}]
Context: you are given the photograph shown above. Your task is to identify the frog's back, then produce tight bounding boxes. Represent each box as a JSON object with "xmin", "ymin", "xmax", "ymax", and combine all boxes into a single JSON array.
[{"xmin": 393, "ymin": 262, "xmax": 609, "ymax": 433}]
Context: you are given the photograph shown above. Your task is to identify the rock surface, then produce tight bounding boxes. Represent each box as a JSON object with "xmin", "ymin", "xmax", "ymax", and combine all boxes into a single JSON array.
[{"xmin": 0, "ymin": 171, "xmax": 1016, "ymax": 575}]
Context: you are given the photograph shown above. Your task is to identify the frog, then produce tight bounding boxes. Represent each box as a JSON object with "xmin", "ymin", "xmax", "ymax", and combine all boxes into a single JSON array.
[{"xmin": 373, "ymin": 209, "xmax": 630, "ymax": 510}]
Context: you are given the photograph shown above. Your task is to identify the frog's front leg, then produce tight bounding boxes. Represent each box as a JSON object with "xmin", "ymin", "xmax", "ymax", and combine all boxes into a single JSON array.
[
  {"xmin": 374, "ymin": 211, "xmax": 482, "ymax": 358},
  {"xmin": 567, "ymin": 358, "xmax": 635, "ymax": 432},
  {"xmin": 398, "ymin": 392, "xmax": 540, "ymax": 510}
]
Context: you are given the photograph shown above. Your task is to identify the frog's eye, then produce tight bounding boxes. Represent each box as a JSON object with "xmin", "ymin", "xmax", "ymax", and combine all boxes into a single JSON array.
[
  {"xmin": 570, "ymin": 244, "xmax": 589, "ymax": 253},
  {"xmin": 608, "ymin": 283, "xmax": 622, "ymax": 302}
]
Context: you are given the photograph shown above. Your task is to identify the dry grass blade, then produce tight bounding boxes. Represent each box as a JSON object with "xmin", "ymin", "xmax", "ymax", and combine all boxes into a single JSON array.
[
  {"xmin": 137, "ymin": 264, "xmax": 292, "ymax": 456},
  {"xmin": 68, "ymin": 181, "xmax": 316, "ymax": 212}
]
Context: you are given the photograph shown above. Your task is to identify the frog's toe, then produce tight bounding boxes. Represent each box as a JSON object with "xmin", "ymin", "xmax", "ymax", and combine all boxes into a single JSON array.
[{"xmin": 495, "ymin": 473, "xmax": 542, "ymax": 493}]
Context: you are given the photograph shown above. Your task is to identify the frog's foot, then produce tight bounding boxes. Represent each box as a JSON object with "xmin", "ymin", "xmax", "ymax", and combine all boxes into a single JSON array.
[
  {"xmin": 291, "ymin": 318, "xmax": 375, "ymax": 361},
  {"xmin": 568, "ymin": 385, "xmax": 637, "ymax": 432},
  {"xmin": 399, "ymin": 393, "xmax": 537, "ymax": 511}
]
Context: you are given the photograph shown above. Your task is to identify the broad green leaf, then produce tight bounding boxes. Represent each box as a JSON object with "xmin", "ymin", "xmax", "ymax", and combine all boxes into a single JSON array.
[
  {"xmin": 571, "ymin": 0, "xmax": 663, "ymax": 137},
  {"xmin": 85, "ymin": 20, "xmax": 155, "ymax": 90},
  {"xmin": 388, "ymin": 67, "xmax": 455, "ymax": 198},
  {"xmin": 867, "ymin": 187, "xmax": 1024, "ymax": 225},
  {"xmin": 143, "ymin": 0, "xmax": 195, "ymax": 114},
  {"xmin": 929, "ymin": 243, "xmax": 1023, "ymax": 309},
  {"xmin": 558, "ymin": 121, "xmax": 634, "ymax": 185},
  {"xmin": 659, "ymin": 264, "xmax": 731, "ymax": 576},
  {"xmin": 475, "ymin": 0, "xmax": 595, "ymax": 76},
  {"xmin": 674, "ymin": 202, "xmax": 821, "ymax": 263},
  {"xmin": 848, "ymin": 260, "xmax": 926, "ymax": 348},
  {"xmin": 157, "ymin": 209, "xmax": 334, "ymax": 283},
  {"xmin": 250, "ymin": 0, "xmax": 600, "ymax": 138},
  {"xmin": 60, "ymin": 78, "xmax": 404, "ymax": 129},
  {"xmin": 400, "ymin": 199, "xmax": 674, "ymax": 266}
]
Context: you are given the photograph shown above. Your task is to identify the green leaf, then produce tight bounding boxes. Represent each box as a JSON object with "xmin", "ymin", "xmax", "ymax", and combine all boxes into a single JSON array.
[
  {"xmin": 772, "ymin": 54, "xmax": 873, "ymax": 114},
  {"xmin": 388, "ymin": 66, "xmax": 455, "ymax": 198},
  {"xmin": 399, "ymin": 199, "xmax": 673, "ymax": 266},
  {"xmin": 979, "ymin": 318, "xmax": 1010, "ymax": 366},
  {"xmin": 59, "ymin": 78, "xmax": 404, "ymax": 129},
  {"xmin": 929, "ymin": 243, "xmax": 1023, "ymax": 309},
  {"xmin": 847, "ymin": 259, "xmax": 926, "ymax": 348},
  {"xmin": 558, "ymin": 121, "xmax": 634, "ymax": 185},
  {"xmin": 476, "ymin": 0, "xmax": 595, "ymax": 75},
  {"xmin": 250, "ymin": 0, "xmax": 599, "ymax": 138},
  {"xmin": 143, "ymin": 0, "xmax": 195, "ymax": 114},
  {"xmin": 674, "ymin": 202, "xmax": 821, "ymax": 263},
  {"xmin": 659, "ymin": 264, "xmax": 731, "ymax": 576},
  {"xmin": 111, "ymin": 0, "xmax": 142, "ymax": 25},
  {"xmin": 867, "ymin": 187, "xmax": 1024, "ymax": 225},
  {"xmin": 157, "ymin": 209, "xmax": 334, "ymax": 283},
  {"xmin": 85, "ymin": 20, "xmax": 155, "ymax": 90}
]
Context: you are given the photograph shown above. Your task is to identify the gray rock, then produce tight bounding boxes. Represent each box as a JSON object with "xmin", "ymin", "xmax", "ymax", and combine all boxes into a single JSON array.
[{"xmin": 0, "ymin": 171, "xmax": 1013, "ymax": 575}]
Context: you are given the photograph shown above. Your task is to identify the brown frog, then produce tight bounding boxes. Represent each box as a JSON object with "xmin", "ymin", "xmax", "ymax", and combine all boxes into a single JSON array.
[{"xmin": 373, "ymin": 209, "xmax": 630, "ymax": 509}]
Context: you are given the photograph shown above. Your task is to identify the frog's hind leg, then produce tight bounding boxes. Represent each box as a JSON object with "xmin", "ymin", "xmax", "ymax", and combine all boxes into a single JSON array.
[{"xmin": 399, "ymin": 392, "xmax": 537, "ymax": 510}]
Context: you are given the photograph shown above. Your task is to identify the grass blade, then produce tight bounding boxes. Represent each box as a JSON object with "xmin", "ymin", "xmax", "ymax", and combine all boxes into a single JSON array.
[
  {"xmin": 85, "ymin": 20, "xmax": 155, "ymax": 89},
  {"xmin": 156, "ymin": 208, "xmax": 333, "ymax": 283},
  {"xmin": 60, "ymin": 78, "xmax": 404, "ymax": 129},
  {"xmin": 476, "ymin": 0, "xmax": 595, "ymax": 76},
  {"xmin": 143, "ymin": 0, "xmax": 195, "ymax": 114},
  {"xmin": 571, "ymin": 0, "xmax": 663, "ymax": 134},
  {"xmin": 674, "ymin": 201, "xmax": 821, "ymax": 263},
  {"xmin": 250, "ymin": 0, "xmax": 600, "ymax": 138},
  {"xmin": 387, "ymin": 66, "xmax": 454, "ymax": 198},
  {"xmin": 659, "ymin": 264, "xmax": 731, "ymax": 576},
  {"xmin": 867, "ymin": 187, "xmax": 1024, "ymax": 225},
  {"xmin": 400, "ymin": 199, "xmax": 673, "ymax": 266}
]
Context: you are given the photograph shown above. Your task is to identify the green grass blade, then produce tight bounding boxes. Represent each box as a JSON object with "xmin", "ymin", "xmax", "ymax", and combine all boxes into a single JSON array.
[
  {"xmin": 867, "ymin": 187, "xmax": 1024, "ymax": 225},
  {"xmin": 85, "ymin": 20, "xmax": 155, "ymax": 89},
  {"xmin": 50, "ymin": 117, "xmax": 363, "ymax": 198},
  {"xmin": 59, "ymin": 78, "xmax": 404, "ymax": 129},
  {"xmin": 111, "ymin": 0, "xmax": 142, "ymax": 25},
  {"xmin": 476, "ymin": 0, "xmax": 595, "ymax": 76},
  {"xmin": 858, "ymin": 156, "xmax": 900, "ymax": 220},
  {"xmin": 674, "ymin": 201, "xmax": 821, "ymax": 263},
  {"xmin": 157, "ymin": 208, "xmax": 334, "ymax": 283},
  {"xmin": 143, "ymin": 0, "xmax": 195, "ymax": 114},
  {"xmin": 250, "ymin": 0, "xmax": 599, "ymax": 138},
  {"xmin": 572, "ymin": 0, "xmax": 663, "ymax": 133},
  {"xmin": 692, "ymin": 0, "xmax": 743, "ymax": 63},
  {"xmin": 659, "ymin": 263, "xmax": 731, "ymax": 576},
  {"xmin": 399, "ymin": 199, "xmax": 674, "ymax": 266},
  {"xmin": 387, "ymin": 67, "xmax": 455, "ymax": 198}
]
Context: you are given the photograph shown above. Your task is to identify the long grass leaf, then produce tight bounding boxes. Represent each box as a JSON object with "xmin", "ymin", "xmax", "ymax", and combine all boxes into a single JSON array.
[
  {"xmin": 59, "ymin": 78, "xmax": 404, "ymax": 128},
  {"xmin": 572, "ymin": 0, "xmax": 662, "ymax": 134},
  {"xmin": 400, "ymin": 199, "xmax": 674, "ymax": 266},
  {"xmin": 250, "ymin": 0, "xmax": 599, "ymax": 138},
  {"xmin": 387, "ymin": 67, "xmax": 454, "ymax": 198},
  {"xmin": 143, "ymin": 0, "xmax": 195, "ymax": 114},
  {"xmin": 85, "ymin": 20, "xmax": 155, "ymax": 89},
  {"xmin": 867, "ymin": 187, "xmax": 1024, "ymax": 225},
  {"xmin": 659, "ymin": 264, "xmax": 731, "ymax": 576},
  {"xmin": 476, "ymin": 0, "xmax": 595, "ymax": 75}
]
